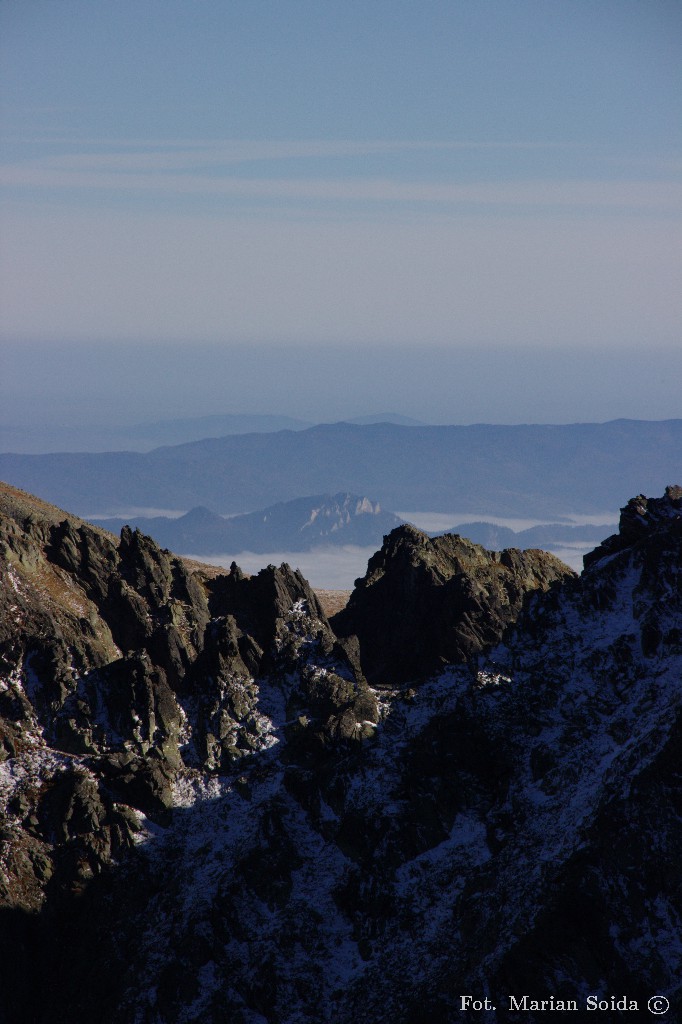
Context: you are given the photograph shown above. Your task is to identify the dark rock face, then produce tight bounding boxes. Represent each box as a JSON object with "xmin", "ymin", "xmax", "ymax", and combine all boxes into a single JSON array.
[
  {"xmin": 583, "ymin": 483, "xmax": 682, "ymax": 568},
  {"xmin": 1, "ymin": 481, "xmax": 682, "ymax": 1024},
  {"xmin": 332, "ymin": 524, "xmax": 574, "ymax": 684}
]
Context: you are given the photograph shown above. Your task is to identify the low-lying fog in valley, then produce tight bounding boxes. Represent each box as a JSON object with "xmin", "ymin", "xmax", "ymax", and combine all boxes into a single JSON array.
[
  {"xmin": 190, "ymin": 545, "xmax": 377, "ymax": 591},
  {"xmin": 181, "ymin": 510, "xmax": 619, "ymax": 588}
]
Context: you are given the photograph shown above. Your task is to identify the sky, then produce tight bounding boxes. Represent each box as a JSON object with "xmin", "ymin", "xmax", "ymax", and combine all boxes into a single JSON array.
[{"xmin": 1, "ymin": 0, "xmax": 681, "ymax": 432}]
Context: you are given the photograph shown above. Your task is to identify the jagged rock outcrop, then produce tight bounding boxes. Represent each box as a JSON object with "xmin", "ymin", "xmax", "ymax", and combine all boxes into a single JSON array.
[
  {"xmin": 1, "ymin": 481, "xmax": 681, "ymax": 1024},
  {"xmin": 332, "ymin": 523, "xmax": 574, "ymax": 684},
  {"xmin": 0, "ymin": 482, "xmax": 365, "ymax": 911},
  {"xmin": 583, "ymin": 483, "xmax": 682, "ymax": 568}
]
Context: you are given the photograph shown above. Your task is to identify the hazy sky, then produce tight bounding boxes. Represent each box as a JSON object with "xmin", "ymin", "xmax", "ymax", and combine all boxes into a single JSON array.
[{"xmin": 1, "ymin": 1, "xmax": 681, "ymax": 429}]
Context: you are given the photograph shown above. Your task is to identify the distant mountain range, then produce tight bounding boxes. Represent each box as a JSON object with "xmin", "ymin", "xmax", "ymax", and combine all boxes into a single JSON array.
[
  {"xmin": 89, "ymin": 494, "xmax": 614, "ymax": 562},
  {"xmin": 451, "ymin": 519, "xmax": 613, "ymax": 551},
  {"xmin": 0, "ymin": 411, "xmax": 424, "ymax": 454},
  {"xmin": 1, "ymin": 419, "xmax": 680, "ymax": 520},
  {"xmin": 94, "ymin": 493, "xmax": 405, "ymax": 554}
]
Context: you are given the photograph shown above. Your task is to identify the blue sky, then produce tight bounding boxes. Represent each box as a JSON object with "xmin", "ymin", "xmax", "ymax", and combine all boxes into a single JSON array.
[{"xmin": 1, "ymin": 0, "xmax": 681, "ymax": 428}]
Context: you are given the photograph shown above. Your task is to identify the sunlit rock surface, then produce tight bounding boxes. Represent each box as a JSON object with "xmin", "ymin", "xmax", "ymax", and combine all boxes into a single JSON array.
[{"xmin": 1, "ymin": 480, "xmax": 681, "ymax": 1023}]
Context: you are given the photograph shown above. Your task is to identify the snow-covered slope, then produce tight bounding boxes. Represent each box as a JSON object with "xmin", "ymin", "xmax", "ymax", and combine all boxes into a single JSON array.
[{"xmin": 1, "ymin": 481, "xmax": 680, "ymax": 1023}]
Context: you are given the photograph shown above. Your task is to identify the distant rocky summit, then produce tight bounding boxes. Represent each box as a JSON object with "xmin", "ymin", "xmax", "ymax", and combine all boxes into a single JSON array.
[
  {"xmin": 1, "ymin": 479, "xmax": 681, "ymax": 1022},
  {"xmin": 95, "ymin": 492, "xmax": 404, "ymax": 554}
]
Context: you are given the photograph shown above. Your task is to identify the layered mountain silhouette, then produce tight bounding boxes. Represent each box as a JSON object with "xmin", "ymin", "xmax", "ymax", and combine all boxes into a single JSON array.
[
  {"xmin": 0, "ymin": 412, "xmax": 424, "ymax": 454},
  {"xmin": 94, "ymin": 493, "xmax": 405, "ymax": 554},
  {"xmin": 1, "ymin": 479, "xmax": 681, "ymax": 1022},
  {"xmin": 1, "ymin": 418, "xmax": 680, "ymax": 517},
  {"xmin": 448, "ymin": 519, "xmax": 612, "ymax": 550},
  {"xmin": 91, "ymin": 499, "xmax": 612, "ymax": 561}
]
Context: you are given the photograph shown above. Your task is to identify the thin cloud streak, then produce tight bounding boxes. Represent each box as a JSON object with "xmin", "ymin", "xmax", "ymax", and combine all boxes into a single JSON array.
[
  {"xmin": 3, "ymin": 137, "xmax": 579, "ymax": 163},
  {"xmin": 2, "ymin": 164, "xmax": 681, "ymax": 214},
  {"xmin": 3, "ymin": 137, "xmax": 679, "ymax": 213}
]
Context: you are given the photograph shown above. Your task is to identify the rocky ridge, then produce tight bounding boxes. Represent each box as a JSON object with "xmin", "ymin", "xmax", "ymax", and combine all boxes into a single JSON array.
[
  {"xmin": 0, "ymin": 481, "xmax": 681, "ymax": 1023},
  {"xmin": 0, "ymin": 482, "xmax": 367, "ymax": 915}
]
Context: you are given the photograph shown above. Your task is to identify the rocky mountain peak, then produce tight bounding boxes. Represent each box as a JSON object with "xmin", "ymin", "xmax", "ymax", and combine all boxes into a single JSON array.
[
  {"xmin": 178, "ymin": 505, "xmax": 225, "ymax": 525},
  {"xmin": 93, "ymin": 491, "xmax": 405, "ymax": 555},
  {"xmin": 0, "ymin": 482, "xmax": 366, "ymax": 905},
  {"xmin": 332, "ymin": 523, "xmax": 574, "ymax": 684},
  {"xmin": 584, "ymin": 481, "xmax": 682, "ymax": 569}
]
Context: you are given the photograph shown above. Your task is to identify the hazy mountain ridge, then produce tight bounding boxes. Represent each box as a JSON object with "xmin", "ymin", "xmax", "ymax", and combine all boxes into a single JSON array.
[
  {"xmin": 90, "ymin": 501, "xmax": 612, "ymax": 562},
  {"xmin": 0, "ymin": 413, "xmax": 423, "ymax": 455},
  {"xmin": 93, "ymin": 492, "xmax": 405, "ymax": 555},
  {"xmin": 1, "ymin": 482, "xmax": 681, "ymax": 1021},
  {"xmin": 449, "ymin": 519, "xmax": 614, "ymax": 551},
  {"xmin": 1, "ymin": 419, "xmax": 680, "ymax": 518},
  {"xmin": 0, "ymin": 414, "xmax": 313, "ymax": 455}
]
